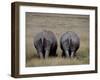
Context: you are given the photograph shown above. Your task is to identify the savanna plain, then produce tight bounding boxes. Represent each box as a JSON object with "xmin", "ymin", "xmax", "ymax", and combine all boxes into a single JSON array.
[{"xmin": 26, "ymin": 12, "xmax": 89, "ymax": 67}]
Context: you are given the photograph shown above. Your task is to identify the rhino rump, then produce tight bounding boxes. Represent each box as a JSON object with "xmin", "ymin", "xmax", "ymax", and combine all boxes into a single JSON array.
[
  {"xmin": 60, "ymin": 31, "xmax": 80, "ymax": 57},
  {"xmin": 34, "ymin": 30, "xmax": 57, "ymax": 58}
]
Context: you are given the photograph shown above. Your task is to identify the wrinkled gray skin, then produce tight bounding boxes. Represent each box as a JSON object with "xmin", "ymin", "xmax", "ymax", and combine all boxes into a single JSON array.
[
  {"xmin": 60, "ymin": 31, "xmax": 80, "ymax": 58},
  {"xmin": 34, "ymin": 30, "xmax": 57, "ymax": 59}
]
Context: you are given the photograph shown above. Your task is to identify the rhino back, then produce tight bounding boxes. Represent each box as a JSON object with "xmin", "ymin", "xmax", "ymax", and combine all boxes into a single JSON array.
[
  {"xmin": 60, "ymin": 31, "xmax": 80, "ymax": 49},
  {"xmin": 43, "ymin": 30, "xmax": 57, "ymax": 44}
]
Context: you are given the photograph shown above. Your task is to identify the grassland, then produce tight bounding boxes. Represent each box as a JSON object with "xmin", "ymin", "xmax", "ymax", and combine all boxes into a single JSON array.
[{"xmin": 26, "ymin": 12, "xmax": 89, "ymax": 67}]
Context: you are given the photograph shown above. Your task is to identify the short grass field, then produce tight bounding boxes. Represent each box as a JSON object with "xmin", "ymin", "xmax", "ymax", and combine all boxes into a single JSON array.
[{"xmin": 26, "ymin": 12, "xmax": 89, "ymax": 67}]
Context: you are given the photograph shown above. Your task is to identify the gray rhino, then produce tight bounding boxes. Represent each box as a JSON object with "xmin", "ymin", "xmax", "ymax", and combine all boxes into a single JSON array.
[
  {"xmin": 34, "ymin": 30, "xmax": 57, "ymax": 59},
  {"xmin": 60, "ymin": 31, "xmax": 80, "ymax": 58}
]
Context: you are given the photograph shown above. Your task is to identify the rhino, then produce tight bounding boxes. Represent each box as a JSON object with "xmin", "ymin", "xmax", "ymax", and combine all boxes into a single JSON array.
[
  {"xmin": 60, "ymin": 31, "xmax": 80, "ymax": 58},
  {"xmin": 34, "ymin": 30, "xmax": 57, "ymax": 59}
]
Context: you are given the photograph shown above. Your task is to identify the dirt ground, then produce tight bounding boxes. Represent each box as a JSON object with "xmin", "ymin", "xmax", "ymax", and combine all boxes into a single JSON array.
[{"xmin": 25, "ymin": 12, "xmax": 89, "ymax": 67}]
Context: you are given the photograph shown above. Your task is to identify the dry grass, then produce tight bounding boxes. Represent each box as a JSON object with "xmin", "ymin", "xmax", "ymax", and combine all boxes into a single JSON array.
[{"xmin": 26, "ymin": 12, "xmax": 89, "ymax": 67}]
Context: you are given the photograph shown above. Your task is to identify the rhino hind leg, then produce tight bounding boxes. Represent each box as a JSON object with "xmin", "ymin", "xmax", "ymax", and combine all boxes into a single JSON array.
[
  {"xmin": 47, "ymin": 42, "xmax": 57, "ymax": 57},
  {"xmin": 70, "ymin": 51, "xmax": 75, "ymax": 58},
  {"xmin": 44, "ymin": 50, "xmax": 49, "ymax": 58},
  {"xmin": 62, "ymin": 51, "xmax": 68, "ymax": 58},
  {"xmin": 70, "ymin": 49, "xmax": 78, "ymax": 58},
  {"xmin": 37, "ymin": 50, "xmax": 43, "ymax": 59},
  {"xmin": 62, "ymin": 51, "xmax": 65, "ymax": 57},
  {"xmin": 65, "ymin": 50, "xmax": 70, "ymax": 58},
  {"xmin": 49, "ymin": 47, "xmax": 57, "ymax": 57},
  {"xmin": 70, "ymin": 47, "xmax": 78, "ymax": 58}
]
